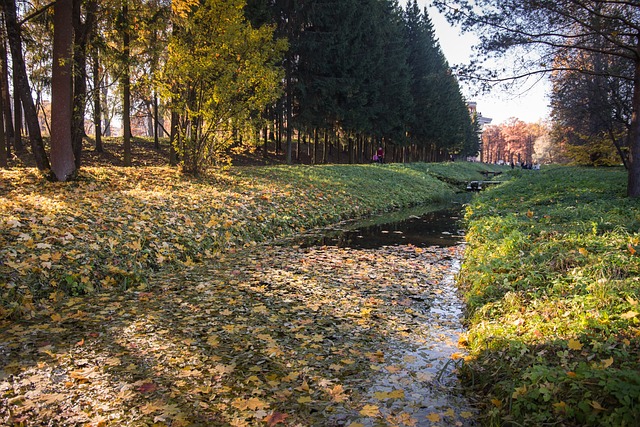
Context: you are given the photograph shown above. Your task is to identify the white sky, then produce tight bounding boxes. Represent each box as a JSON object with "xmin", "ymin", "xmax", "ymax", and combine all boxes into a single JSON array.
[{"xmin": 420, "ymin": 2, "xmax": 551, "ymax": 124}]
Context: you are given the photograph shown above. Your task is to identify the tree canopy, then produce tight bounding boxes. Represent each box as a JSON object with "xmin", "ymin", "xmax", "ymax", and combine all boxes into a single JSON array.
[
  {"xmin": 1, "ymin": 0, "xmax": 477, "ymax": 177},
  {"xmin": 432, "ymin": 0, "xmax": 640, "ymax": 196}
]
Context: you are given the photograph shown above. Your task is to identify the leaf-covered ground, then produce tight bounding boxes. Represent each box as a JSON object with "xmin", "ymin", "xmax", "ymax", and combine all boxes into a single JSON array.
[
  {"xmin": 1, "ymin": 242, "xmax": 475, "ymax": 426},
  {"xmin": 1, "ymin": 163, "xmax": 494, "ymax": 317},
  {"xmin": 0, "ymin": 163, "xmax": 498, "ymax": 426}
]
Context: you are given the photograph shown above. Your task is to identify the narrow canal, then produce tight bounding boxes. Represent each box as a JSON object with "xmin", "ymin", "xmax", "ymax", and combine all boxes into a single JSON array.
[{"xmin": 291, "ymin": 203, "xmax": 478, "ymax": 426}]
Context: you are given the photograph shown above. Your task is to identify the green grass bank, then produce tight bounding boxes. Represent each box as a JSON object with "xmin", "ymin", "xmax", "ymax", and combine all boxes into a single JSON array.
[
  {"xmin": 0, "ymin": 162, "xmax": 497, "ymax": 319},
  {"xmin": 461, "ymin": 166, "xmax": 640, "ymax": 426}
]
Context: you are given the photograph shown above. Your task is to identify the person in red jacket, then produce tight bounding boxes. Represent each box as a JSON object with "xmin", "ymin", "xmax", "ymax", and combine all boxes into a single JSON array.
[{"xmin": 376, "ymin": 146, "xmax": 384, "ymax": 164}]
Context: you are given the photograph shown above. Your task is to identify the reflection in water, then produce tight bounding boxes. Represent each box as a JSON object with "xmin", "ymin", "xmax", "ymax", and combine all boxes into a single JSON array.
[{"xmin": 298, "ymin": 206, "xmax": 465, "ymax": 249}]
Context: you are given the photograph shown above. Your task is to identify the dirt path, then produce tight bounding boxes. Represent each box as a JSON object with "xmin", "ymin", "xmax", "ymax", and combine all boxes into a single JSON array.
[{"xmin": 1, "ymin": 242, "xmax": 475, "ymax": 426}]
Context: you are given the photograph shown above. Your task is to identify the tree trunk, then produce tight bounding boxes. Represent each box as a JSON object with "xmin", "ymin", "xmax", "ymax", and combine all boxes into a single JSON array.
[
  {"xmin": 169, "ymin": 109, "xmax": 178, "ymax": 166},
  {"xmin": 92, "ymin": 47, "xmax": 102, "ymax": 152},
  {"xmin": 285, "ymin": 59, "xmax": 292, "ymax": 165},
  {"xmin": 3, "ymin": 0, "xmax": 49, "ymax": 171},
  {"xmin": 12, "ymin": 68, "xmax": 22, "ymax": 152},
  {"xmin": 321, "ymin": 129, "xmax": 326, "ymax": 164},
  {"xmin": 628, "ymin": 52, "xmax": 640, "ymax": 197},
  {"xmin": 153, "ymin": 92, "xmax": 159, "ymax": 149},
  {"xmin": 0, "ymin": 73, "xmax": 5, "ymax": 167},
  {"xmin": 121, "ymin": 0, "xmax": 131, "ymax": 166},
  {"xmin": 262, "ymin": 108, "xmax": 268, "ymax": 159},
  {"xmin": 71, "ymin": 0, "xmax": 96, "ymax": 169},
  {"xmin": 0, "ymin": 32, "xmax": 14, "ymax": 156},
  {"xmin": 50, "ymin": 0, "xmax": 75, "ymax": 181},
  {"xmin": 100, "ymin": 82, "xmax": 110, "ymax": 137}
]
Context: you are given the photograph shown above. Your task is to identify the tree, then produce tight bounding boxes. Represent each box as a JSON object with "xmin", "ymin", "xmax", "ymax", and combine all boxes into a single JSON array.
[
  {"xmin": 49, "ymin": 0, "xmax": 75, "ymax": 181},
  {"xmin": 550, "ymin": 48, "xmax": 632, "ymax": 167},
  {"xmin": 72, "ymin": 0, "xmax": 98, "ymax": 168},
  {"xmin": 404, "ymin": 1, "xmax": 473, "ymax": 160},
  {"xmin": 2, "ymin": 0, "xmax": 50, "ymax": 172},
  {"xmin": 162, "ymin": 0, "xmax": 286, "ymax": 174},
  {"xmin": 481, "ymin": 124, "xmax": 505, "ymax": 164},
  {"xmin": 120, "ymin": 0, "xmax": 132, "ymax": 166},
  {"xmin": 0, "ymin": 66, "xmax": 4, "ymax": 167},
  {"xmin": 432, "ymin": 0, "xmax": 640, "ymax": 196}
]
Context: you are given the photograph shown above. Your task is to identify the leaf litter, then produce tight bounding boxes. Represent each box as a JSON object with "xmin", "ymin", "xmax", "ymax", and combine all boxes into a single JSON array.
[{"xmin": 1, "ymin": 239, "xmax": 476, "ymax": 426}]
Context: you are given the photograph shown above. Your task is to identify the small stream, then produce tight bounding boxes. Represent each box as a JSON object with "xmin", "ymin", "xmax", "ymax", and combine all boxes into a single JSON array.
[
  {"xmin": 295, "ymin": 204, "xmax": 466, "ymax": 249},
  {"xmin": 300, "ymin": 203, "xmax": 477, "ymax": 426}
]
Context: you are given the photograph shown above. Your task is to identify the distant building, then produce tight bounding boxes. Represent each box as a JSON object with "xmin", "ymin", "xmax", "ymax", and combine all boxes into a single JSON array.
[
  {"xmin": 467, "ymin": 102, "xmax": 492, "ymax": 127},
  {"xmin": 467, "ymin": 102, "xmax": 492, "ymax": 162}
]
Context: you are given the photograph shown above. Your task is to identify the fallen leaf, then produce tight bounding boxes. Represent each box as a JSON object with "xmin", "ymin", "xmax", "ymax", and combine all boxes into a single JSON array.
[
  {"xmin": 246, "ymin": 397, "xmax": 268, "ymax": 410},
  {"xmin": 568, "ymin": 339, "xmax": 583, "ymax": 351},
  {"xmin": 620, "ymin": 311, "xmax": 638, "ymax": 320},
  {"xmin": 137, "ymin": 381, "xmax": 158, "ymax": 394},
  {"xmin": 426, "ymin": 412, "xmax": 441, "ymax": 422},
  {"xmin": 264, "ymin": 412, "xmax": 288, "ymax": 426},
  {"xmin": 359, "ymin": 404, "xmax": 380, "ymax": 417},
  {"xmin": 553, "ymin": 401, "xmax": 567, "ymax": 412},
  {"xmin": 297, "ymin": 396, "xmax": 312, "ymax": 404}
]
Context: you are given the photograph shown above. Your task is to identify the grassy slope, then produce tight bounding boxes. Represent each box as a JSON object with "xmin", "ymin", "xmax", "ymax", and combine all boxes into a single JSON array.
[
  {"xmin": 461, "ymin": 166, "xmax": 640, "ymax": 426},
  {"xmin": 0, "ymin": 162, "xmax": 499, "ymax": 318}
]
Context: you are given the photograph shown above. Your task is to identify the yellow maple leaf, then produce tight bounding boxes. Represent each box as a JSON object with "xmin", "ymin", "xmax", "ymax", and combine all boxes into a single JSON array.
[
  {"xmin": 207, "ymin": 335, "xmax": 220, "ymax": 347},
  {"xmin": 140, "ymin": 401, "xmax": 163, "ymax": 414},
  {"xmin": 387, "ymin": 389, "xmax": 405, "ymax": 399},
  {"xmin": 373, "ymin": 391, "xmax": 390, "ymax": 400},
  {"xmin": 328, "ymin": 384, "xmax": 348, "ymax": 402},
  {"xmin": 297, "ymin": 396, "xmax": 312, "ymax": 404},
  {"xmin": 296, "ymin": 380, "xmax": 310, "ymax": 392},
  {"xmin": 568, "ymin": 339, "xmax": 583, "ymax": 350},
  {"xmin": 231, "ymin": 398, "xmax": 249, "ymax": 410},
  {"xmin": 359, "ymin": 404, "xmax": 380, "ymax": 417},
  {"xmin": 553, "ymin": 401, "xmax": 567, "ymax": 412},
  {"xmin": 601, "ymin": 357, "xmax": 614, "ymax": 368},
  {"xmin": 620, "ymin": 311, "xmax": 638, "ymax": 320},
  {"xmin": 426, "ymin": 412, "xmax": 441, "ymax": 422},
  {"xmin": 246, "ymin": 397, "xmax": 268, "ymax": 410}
]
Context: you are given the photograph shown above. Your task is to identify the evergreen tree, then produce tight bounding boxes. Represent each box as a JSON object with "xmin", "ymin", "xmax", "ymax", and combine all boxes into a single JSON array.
[
  {"xmin": 404, "ymin": 1, "xmax": 470, "ymax": 159},
  {"xmin": 368, "ymin": 0, "xmax": 412, "ymax": 146}
]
